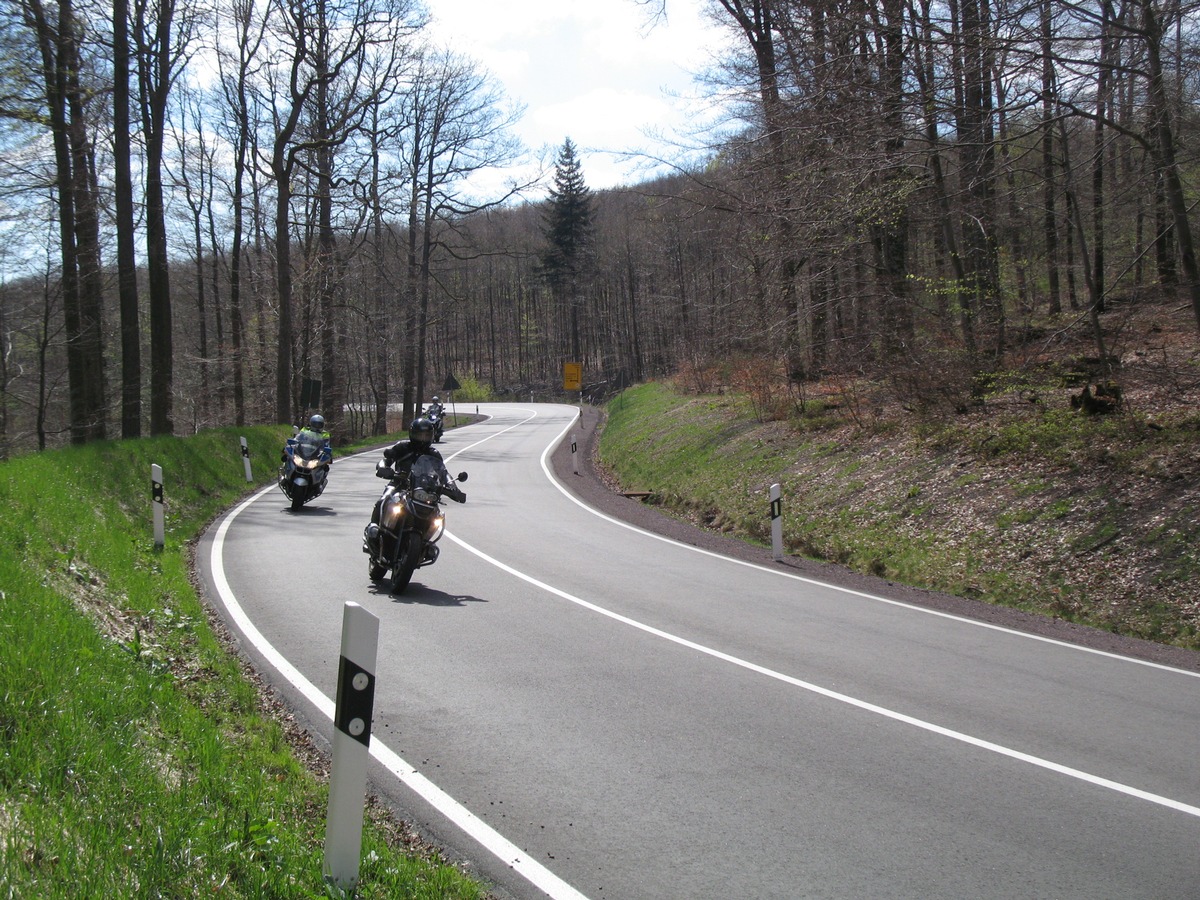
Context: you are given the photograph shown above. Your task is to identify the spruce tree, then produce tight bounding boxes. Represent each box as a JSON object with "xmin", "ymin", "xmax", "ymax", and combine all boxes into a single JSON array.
[{"xmin": 541, "ymin": 138, "xmax": 594, "ymax": 360}]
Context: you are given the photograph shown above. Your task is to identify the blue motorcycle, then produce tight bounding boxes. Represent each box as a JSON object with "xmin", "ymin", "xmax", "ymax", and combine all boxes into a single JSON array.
[{"xmin": 278, "ymin": 431, "xmax": 332, "ymax": 510}]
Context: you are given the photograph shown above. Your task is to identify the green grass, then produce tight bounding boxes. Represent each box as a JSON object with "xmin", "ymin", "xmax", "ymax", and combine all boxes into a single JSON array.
[
  {"xmin": 0, "ymin": 427, "xmax": 487, "ymax": 898},
  {"xmin": 599, "ymin": 380, "xmax": 1200, "ymax": 650}
]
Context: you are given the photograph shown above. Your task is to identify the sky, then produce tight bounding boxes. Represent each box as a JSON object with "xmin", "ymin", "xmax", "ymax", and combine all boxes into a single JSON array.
[{"xmin": 424, "ymin": 0, "xmax": 734, "ymax": 198}]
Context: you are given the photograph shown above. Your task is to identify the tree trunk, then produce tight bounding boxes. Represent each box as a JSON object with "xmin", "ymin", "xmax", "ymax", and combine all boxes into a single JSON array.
[
  {"xmin": 1141, "ymin": 0, "xmax": 1200, "ymax": 331},
  {"xmin": 113, "ymin": 0, "xmax": 141, "ymax": 437}
]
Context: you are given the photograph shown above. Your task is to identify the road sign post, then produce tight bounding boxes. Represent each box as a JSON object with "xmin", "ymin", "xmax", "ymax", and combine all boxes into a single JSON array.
[
  {"xmin": 240, "ymin": 437, "xmax": 253, "ymax": 482},
  {"xmin": 323, "ymin": 602, "xmax": 380, "ymax": 892},
  {"xmin": 571, "ymin": 434, "xmax": 578, "ymax": 475},
  {"xmin": 770, "ymin": 483, "xmax": 783, "ymax": 561},
  {"xmin": 151, "ymin": 464, "xmax": 165, "ymax": 550}
]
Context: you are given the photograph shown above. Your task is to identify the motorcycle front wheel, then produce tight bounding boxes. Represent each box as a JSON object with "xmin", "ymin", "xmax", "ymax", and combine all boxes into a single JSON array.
[{"xmin": 390, "ymin": 534, "xmax": 423, "ymax": 594}]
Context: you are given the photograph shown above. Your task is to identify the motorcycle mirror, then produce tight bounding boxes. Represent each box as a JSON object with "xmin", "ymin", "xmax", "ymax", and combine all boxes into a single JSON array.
[{"xmin": 457, "ymin": 472, "xmax": 468, "ymax": 482}]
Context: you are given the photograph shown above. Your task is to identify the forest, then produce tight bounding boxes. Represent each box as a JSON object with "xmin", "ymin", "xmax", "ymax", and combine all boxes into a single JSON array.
[{"xmin": 1, "ymin": 0, "xmax": 1199, "ymax": 457}]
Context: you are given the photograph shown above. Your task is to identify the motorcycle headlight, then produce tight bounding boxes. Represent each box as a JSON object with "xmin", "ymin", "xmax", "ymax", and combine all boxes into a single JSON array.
[
  {"xmin": 428, "ymin": 515, "xmax": 445, "ymax": 542},
  {"xmin": 379, "ymin": 498, "xmax": 405, "ymax": 531}
]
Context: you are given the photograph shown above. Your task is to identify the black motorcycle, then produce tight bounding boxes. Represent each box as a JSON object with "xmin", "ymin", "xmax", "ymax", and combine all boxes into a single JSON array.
[
  {"xmin": 363, "ymin": 455, "xmax": 467, "ymax": 593},
  {"xmin": 425, "ymin": 404, "xmax": 445, "ymax": 442}
]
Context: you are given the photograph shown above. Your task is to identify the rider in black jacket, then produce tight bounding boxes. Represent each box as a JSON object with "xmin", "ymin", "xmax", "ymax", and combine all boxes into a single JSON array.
[
  {"xmin": 363, "ymin": 418, "xmax": 465, "ymax": 552},
  {"xmin": 380, "ymin": 418, "xmax": 464, "ymax": 498}
]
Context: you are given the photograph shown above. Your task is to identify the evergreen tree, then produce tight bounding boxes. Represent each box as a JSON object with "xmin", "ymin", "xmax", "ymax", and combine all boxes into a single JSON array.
[{"xmin": 541, "ymin": 138, "xmax": 594, "ymax": 360}]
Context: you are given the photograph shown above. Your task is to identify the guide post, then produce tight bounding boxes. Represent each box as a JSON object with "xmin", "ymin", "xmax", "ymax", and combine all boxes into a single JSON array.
[{"xmin": 323, "ymin": 602, "xmax": 380, "ymax": 891}]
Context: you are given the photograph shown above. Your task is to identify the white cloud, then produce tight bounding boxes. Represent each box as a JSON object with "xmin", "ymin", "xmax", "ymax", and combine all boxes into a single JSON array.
[{"xmin": 426, "ymin": 0, "xmax": 731, "ymax": 193}]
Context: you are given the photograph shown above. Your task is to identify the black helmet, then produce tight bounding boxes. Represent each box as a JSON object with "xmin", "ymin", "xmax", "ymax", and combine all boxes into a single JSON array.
[
  {"xmin": 410, "ymin": 417, "xmax": 435, "ymax": 448},
  {"xmin": 309, "ymin": 414, "xmax": 325, "ymax": 431}
]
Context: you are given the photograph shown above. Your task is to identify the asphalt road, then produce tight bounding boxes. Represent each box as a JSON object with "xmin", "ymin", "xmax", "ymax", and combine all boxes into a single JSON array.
[{"xmin": 199, "ymin": 403, "xmax": 1200, "ymax": 899}]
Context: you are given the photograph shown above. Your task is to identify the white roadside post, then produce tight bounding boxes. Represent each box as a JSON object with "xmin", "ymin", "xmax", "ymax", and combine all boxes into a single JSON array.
[
  {"xmin": 323, "ymin": 602, "xmax": 380, "ymax": 892},
  {"xmin": 770, "ymin": 483, "xmax": 783, "ymax": 561},
  {"xmin": 240, "ymin": 437, "xmax": 253, "ymax": 482},
  {"xmin": 151, "ymin": 464, "xmax": 165, "ymax": 550},
  {"xmin": 571, "ymin": 434, "xmax": 578, "ymax": 475}
]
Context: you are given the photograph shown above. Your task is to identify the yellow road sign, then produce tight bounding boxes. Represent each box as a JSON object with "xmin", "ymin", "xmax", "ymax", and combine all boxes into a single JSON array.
[{"xmin": 563, "ymin": 362, "xmax": 582, "ymax": 391}]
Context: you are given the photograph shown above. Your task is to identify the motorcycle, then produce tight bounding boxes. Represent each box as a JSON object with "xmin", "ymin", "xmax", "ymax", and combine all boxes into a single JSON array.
[
  {"xmin": 363, "ymin": 455, "xmax": 467, "ymax": 593},
  {"xmin": 278, "ymin": 431, "xmax": 332, "ymax": 510},
  {"xmin": 425, "ymin": 404, "xmax": 445, "ymax": 442}
]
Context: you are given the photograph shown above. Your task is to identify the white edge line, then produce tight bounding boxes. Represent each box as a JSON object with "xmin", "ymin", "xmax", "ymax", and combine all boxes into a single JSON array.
[
  {"xmin": 530, "ymin": 411, "xmax": 1200, "ymax": 680},
  {"xmin": 208, "ymin": 428, "xmax": 590, "ymax": 900},
  {"xmin": 206, "ymin": 404, "xmax": 1200, "ymax": 900},
  {"xmin": 426, "ymin": 406, "xmax": 1200, "ymax": 820},
  {"xmin": 445, "ymin": 506, "xmax": 1200, "ymax": 821}
]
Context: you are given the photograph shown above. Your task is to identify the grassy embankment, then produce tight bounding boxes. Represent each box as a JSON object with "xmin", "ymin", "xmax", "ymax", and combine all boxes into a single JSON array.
[
  {"xmin": 0, "ymin": 427, "xmax": 487, "ymax": 898},
  {"xmin": 599, "ymin": 381, "xmax": 1200, "ymax": 651}
]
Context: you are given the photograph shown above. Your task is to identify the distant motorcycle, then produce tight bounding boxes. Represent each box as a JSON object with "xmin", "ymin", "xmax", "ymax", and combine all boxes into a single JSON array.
[
  {"xmin": 363, "ymin": 455, "xmax": 466, "ymax": 593},
  {"xmin": 425, "ymin": 403, "xmax": 446, "ymax": 442},
  {"xmin": 278, "ymin": 431, "xmax": 332, "ymax": 510}
]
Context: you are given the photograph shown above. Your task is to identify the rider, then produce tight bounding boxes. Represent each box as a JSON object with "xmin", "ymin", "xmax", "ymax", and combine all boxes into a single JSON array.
[
  {"xmin": 301, "ymin": 414, "xmax": 331, "ymax": 445},
  {"xmin": 424, "ymin": 396, "xmax": 446, "ymax": 441},
  {"xmin": 282, "ymin": 414, "xmax": 333, "ymax": 468},
  {"xmin": 363, "ymin": 417, "xmax": 465, "ymax": 552},
  {"xmin": 285, "ymin": 414, "xmax": 332, "ymax": 469}
]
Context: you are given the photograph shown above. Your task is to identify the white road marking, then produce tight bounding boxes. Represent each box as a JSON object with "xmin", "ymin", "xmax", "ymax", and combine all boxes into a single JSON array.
[
  {"xmin": 207, "ymin": 412, "xmax": 589, "ymax": 900},
  {"xmin": 446, "ymin": 525, "xmax": 1200, "ymax": 820},
  {"xmin": 208, "ymin": 405, "xmax": 1199, "ymax": 900},
  {"xmin": 442, "ymin": 406, "xmax": 1200, "ymax": 821},
  {"xmin": 533, "ymin": 410, "xmax": 1200, "ymax": 680}
]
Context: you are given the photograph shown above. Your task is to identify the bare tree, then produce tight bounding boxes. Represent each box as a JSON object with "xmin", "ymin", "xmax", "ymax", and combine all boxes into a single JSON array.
[
  {"xmin": 20, "ymin": 0, "xmax": 106, "ymax": 443},
  {"xmin": 133, "ymin": 0, "xmax": 200, "ymax": 434},
  {"xmin": 262, "ymin": 0, "xmax": 421, "ymax": 425},
  {"xmin": 400, "ymin": 47, "xmax": 524, "ymax": 415},
  {"xmin": 213, "ymin": 0, "xmax": 269, "ymax": 426},
  {"xmin": 112, "ymin": 0, "xmax": 142, "ymax": 437}
]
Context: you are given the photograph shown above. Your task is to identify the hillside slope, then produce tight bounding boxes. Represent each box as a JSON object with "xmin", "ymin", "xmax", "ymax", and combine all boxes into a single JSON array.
[{"xmin": 578, "ymin": 299, "xmax": 1200, "ymax": 663}]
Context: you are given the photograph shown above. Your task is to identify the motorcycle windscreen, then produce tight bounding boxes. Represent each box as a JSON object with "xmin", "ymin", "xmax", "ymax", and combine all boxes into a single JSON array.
[
  {"xmin": 410, "ymin": 454, "xmax": 442, "ymax": 490},
  {"xmin": 294, "ymin": 431, "xmax": 326, "ymax": 461}
]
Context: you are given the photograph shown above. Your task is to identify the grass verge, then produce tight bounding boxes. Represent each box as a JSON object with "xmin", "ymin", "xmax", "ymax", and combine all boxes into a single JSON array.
[
  {"xmin": 0, "ymin": 427, "xmax": 488, "ymax": 898},
  {"xmin": 599, "ymin": 381, "xmax": 1200, "ymax": 651}
]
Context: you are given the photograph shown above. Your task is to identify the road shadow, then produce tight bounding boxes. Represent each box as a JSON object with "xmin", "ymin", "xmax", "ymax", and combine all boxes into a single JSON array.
[
  {"xmin": 371, "ymin": 582, "xmax": 487, "ymax": 607},
  {"xmin": 280, "ymin": 505, "xmax": 338, "ymax": 517}
]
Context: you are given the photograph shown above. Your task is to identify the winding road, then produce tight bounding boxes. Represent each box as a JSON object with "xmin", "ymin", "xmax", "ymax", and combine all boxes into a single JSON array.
[{"xmin": 198, "ymin": 403, "xmax": 1200, "ymax": 899}]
